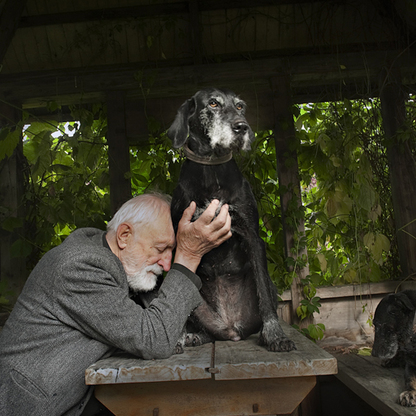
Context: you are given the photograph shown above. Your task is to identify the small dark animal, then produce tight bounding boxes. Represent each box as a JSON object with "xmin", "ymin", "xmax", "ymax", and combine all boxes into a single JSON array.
[
  {"xmin": 372, "ymin": 290, "xmax": 416, "ymax": 406},
  {"xmin": 167, "ymin": 87, "xmax": 296, "ymax": 352}
]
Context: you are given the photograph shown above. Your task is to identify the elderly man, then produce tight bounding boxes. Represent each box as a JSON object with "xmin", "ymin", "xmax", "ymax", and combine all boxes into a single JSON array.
[{"xmin": 0, "ymin": 193, "xmax": 231, "ymax": 416}]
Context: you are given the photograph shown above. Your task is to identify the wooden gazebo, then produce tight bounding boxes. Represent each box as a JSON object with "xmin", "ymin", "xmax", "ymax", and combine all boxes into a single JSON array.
[{"xmin": 1, "ymin": 0, "xmax": 416, "ymax": 314}]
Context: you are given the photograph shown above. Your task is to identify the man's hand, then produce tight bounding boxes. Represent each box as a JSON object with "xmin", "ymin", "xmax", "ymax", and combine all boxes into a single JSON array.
[{"xmin": 174, "ymin": 199, "xmax": 232, "ymax": 272}]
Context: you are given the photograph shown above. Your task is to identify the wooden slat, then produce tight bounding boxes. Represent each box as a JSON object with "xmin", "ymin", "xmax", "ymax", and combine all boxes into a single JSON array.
[
  {"xmin": 95, "ymin": 377, "xmax": 316, "ymax": 416},
  {"xmin": 334, "ymin": 352, "xmax": 416, "ymax": 416},
  {"xmin": 279, "ymin": 280, "xmax": 416, "ymax": 301},
  {"xmin": 0, "ymin": 0, "xmax": 28, "ymax": 64},
  {"xmin": 106, "ymin": 90, "xmax": 132, "ymax": 214},
  {"xmin": 85, "ymin": 342, "xmax": 213, "ymax": 385},
  {"xmin": 17, "ymin": 1, "xmax": 321, "ymax": 28},
  {"xmin": 86, "ymin": 322, "xmax": 337, "ymax": 385},
  {"xmin": 214, "ymin": 322, "xmax": 337, "ymax": 380}
]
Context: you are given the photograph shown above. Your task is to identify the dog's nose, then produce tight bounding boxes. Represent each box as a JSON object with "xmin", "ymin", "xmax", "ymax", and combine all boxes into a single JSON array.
[{"xmin": 232, "ymin": 122, "xmax": 249, "ymax": 134}]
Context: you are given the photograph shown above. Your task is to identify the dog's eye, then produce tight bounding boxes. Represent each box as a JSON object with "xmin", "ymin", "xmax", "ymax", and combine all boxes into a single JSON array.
[
  {"xmin": 209, "ymin": 100, "xmax": 218, "ymax": 108},
  {"xmin": 236, "ymin": 103, "xmax": 244, "ymax": 110}
]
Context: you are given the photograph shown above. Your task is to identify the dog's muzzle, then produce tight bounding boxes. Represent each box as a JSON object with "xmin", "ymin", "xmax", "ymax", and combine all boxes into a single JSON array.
[{"xmin": 232, "ymin": 121, "xmax": 249, "ymax": 135}]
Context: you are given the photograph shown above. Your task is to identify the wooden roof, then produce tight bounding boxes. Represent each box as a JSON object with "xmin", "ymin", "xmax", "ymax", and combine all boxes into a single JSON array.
[{"xmin": 1, "ymin": 0, "xmax": 416, "ymax": 140}]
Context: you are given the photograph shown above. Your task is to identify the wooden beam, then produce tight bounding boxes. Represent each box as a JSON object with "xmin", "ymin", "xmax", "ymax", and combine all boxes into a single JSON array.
[
  {"xmin": 0, "ymin": 48, "xmax": 413, "ymax": 110},
  {"xmin": 379, "ymin": 67, "xmax": 416, "ymax": 278},
  {"xmin": 0, "ymin": 101, "xmax": 26, "ymax": 299},
  {"xmin": 18, "ymin": 3, "xmax": 189, "ymax": 28},
  {"xmin": 271, "ymin": 74, "xmax": 310, "ymax": 326},
  {"xmin": 189, "ymin": 0, "xmax": 203, "ymax": 65},
  {"xmin": 0, "ymin": 0, "xmax": 28, "ymax": 65},
  {"xmin": 106, "ymin": 91, "xmax": 132, "ymax": 215},
  {"xmin": 376, "ymin": 0, "xmax": 416, "ymax": 48},
  {"xmin": 17, "ymin": 0, "xmax": 321, "ymax": 28},
  {"xmin": 96, "ymin": 377, "xmax": 316, "ymax": 416}
]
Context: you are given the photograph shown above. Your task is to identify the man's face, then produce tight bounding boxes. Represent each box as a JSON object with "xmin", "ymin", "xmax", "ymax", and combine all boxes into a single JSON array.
[{"xmin": 120, "ymin": 209, "xmax": 176, "ymax": 292}]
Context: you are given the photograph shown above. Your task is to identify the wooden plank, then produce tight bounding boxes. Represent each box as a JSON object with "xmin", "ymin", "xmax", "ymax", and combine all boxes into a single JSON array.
[
  {"xmin": 85, "ymin": 342, "xmax": 213, "ymax": 385},
  {"xmin": 95, "ymin": 377, "xmax": 316, "ymax": 416},
  {"xmin": 272, "ymin": 74, "xmax": 310, "ymax": 326},
  {"xmin": 0, "ymin": 0, "xmax": 28, "ymax": 63},
  {"xmin": 334, "ymin": 352, "xmax": 416, "ymax": 416},
  {"xmin": 17, "ymin": 1, "xmax": 320, "ymax": 28},
  {"xmin": 279, "ymin": 281, "xmax": 416, "ymax": 301},
  {"xmin": 214, "ymin": 322, "xmax": 337, "ymax": 380},
  {"xmin": 316, "ymin": 281, "xmax": 416, "ymax": 300},
  {"xmin": 2, "ymin": 49, "xmax": 415, "ymax": 108},
  {"xmin": 106, "ymin": 90, "xmax": 132, "ymax": 214},
  {"xmin": 0, "ymin": 103, "xmax": 26, "ymax": 300},
  {"xmin": 380, "ymin": 68, "xmax": 416, "ymax": 278}
]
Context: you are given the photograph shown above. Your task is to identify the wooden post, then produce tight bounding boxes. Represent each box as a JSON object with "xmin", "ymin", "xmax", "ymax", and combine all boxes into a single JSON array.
[
  {"xmin": 106, "ymin": 91, "xmax": 132, "ymax": 215},
  {"xmin": 271, "ymin": 75, "xmax": 310, "ymax": 326},
  {"xmin": 0, "ymin": 0, "xmax": 28, "ymax": 64},
  {"xmin": 379, "ymin": 68, "xmax": 416, "ymax": 278},
  {"xmin": 0, "ymin": 102, "xmax": 26, "ymax": 300}
]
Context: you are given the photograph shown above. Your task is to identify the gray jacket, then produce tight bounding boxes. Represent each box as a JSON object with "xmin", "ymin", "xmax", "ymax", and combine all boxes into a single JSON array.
[{"xmin": 0, "ymin": 228, "xmax": 203, "ymax": 416}]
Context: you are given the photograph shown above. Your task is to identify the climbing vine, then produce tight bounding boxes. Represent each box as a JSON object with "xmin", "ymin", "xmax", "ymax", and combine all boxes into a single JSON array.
[{"xmin": 1, "ymin": 96, "xmax": 415, "ymax": 335}]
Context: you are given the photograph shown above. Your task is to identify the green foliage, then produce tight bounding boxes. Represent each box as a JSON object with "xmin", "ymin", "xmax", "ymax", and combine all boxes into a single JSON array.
[
  {"xmin": 0, "ymin": 279, "xmax": 14, "ymax": 313},
  {"xmin": 129, "ymin": 131, "xmax": 181, "ymax": 197},
  {"xmin": 1, "ymin": 95, "xmax": 415, "ymax": 342},
  {"xmin": 0, "ymin": 104, "xmax": 110, "ymax": 270},
  {"xmin": 293, "ymin": 323, "xmax": 326, "ymax": 341},
  {"xmin": 296, "ymin": 99, "xmax": 401, "ymax": 289}
]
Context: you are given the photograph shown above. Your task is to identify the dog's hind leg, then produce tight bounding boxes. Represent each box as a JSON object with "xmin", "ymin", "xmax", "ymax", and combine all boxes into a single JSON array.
[{"xmin": 186, "ymin": 300, "xmax": 245, "ymax": 345}]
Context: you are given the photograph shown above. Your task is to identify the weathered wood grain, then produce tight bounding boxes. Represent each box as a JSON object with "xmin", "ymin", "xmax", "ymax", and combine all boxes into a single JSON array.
[
  {"xmin": 214, "ymin": 322, "xmax": 337, "ymax": 380},
  {"xmin": 95, "ymin": 377, "xmax": 316, "ymax": 416},
  {"xmin": 85, "ymin": 342, "xmax": 213, "ymax": 385},
  {"xmin": 335, "ymin": 352, "xmax": 416, "ymax": 416},
  {"xmin": 87, "ymin": 322, "xmax": 336, "ymax": 415},
  {"xmin": 86, "ymin": 322, "xmax": 337, "ymax": 386}
]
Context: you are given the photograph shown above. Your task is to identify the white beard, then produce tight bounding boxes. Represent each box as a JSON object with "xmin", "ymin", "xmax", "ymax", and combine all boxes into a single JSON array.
[{"xmin": 126, "ymin": 264, "xmax": 163, "ymax": 292}]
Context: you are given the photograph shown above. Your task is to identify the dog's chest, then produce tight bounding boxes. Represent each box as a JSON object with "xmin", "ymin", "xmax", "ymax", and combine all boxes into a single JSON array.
[{"xmin": 182, "ymin": 162, "xmax": 243, "ymax": 204}]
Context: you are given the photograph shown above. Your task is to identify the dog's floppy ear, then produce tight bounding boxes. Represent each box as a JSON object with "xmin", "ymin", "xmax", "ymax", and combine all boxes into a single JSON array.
[
  {"xmin": 396, "ymin": 292, "xmax": 415, "ymax": 311},
  {"xmin": 167, "ymin": 98, "xmax": 196, "ymax": 148}
]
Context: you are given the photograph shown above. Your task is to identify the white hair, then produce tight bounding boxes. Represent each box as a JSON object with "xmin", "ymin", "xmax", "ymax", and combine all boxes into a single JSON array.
[{"xmin": 107, "ymin": 193, "xmax": 172, "ymax": 235}]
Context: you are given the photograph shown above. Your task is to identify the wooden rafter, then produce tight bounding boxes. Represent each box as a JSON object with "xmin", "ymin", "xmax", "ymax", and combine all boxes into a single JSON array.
[
  {"xmin": 0, "ymin": 0, "xmax": 27, "ymax": 66},
  {"xmin": 18, "ymin": 0, "xmax": 322, "ymax": 28},
  {"xmin": 377, "ymin": 0, "xmax": 416, "ymax": 49},
  {"xmin": 0, "ymin": 48, "xmax": 414, "ymax": 107}
]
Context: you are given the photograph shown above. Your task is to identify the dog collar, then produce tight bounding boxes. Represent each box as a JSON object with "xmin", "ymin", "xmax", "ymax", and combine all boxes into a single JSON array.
[{"xmin": 183, "ymin": 143, "xmax": 233, "ymax": 165}]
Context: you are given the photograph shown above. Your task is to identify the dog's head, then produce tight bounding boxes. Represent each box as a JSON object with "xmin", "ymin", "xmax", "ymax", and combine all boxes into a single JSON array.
[
  {"xmin": 372, "ymin": 292, "xmax": 416, "ymax": 360},
  {"xmin": 167, "ymin": 88, "xmax": 255, "ymax": 156}
]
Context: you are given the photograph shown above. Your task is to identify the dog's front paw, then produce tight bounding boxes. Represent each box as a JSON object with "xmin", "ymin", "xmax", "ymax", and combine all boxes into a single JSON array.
[
  {"xmin": 267, "ymin": 338, "xmax": 297, "ymax": 352},
  {"xmin": 174, "ymin": 326, "xmax": 187, "ymax": 354},
  {"xmin": 399, "ymin": 390, "xmax": 416, "ymax": 406},
  {"xmin": 259, "ymin": 320, "xmax": 297, "ymax": 352},
  {"xmin": 174, "ymin": 341, "xmax": 184, "ymax": 354}
]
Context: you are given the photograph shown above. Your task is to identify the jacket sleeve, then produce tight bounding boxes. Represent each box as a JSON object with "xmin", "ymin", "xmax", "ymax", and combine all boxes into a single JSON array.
[{"xmin": 53, "ymin": 249, "xmax": 203, "ymax": 359}]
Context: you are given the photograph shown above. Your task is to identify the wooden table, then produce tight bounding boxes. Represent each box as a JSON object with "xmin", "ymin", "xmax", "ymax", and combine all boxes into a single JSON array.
[{"xmin": 85, "ymin": 323, "xmax": 337, "ymax": 416}]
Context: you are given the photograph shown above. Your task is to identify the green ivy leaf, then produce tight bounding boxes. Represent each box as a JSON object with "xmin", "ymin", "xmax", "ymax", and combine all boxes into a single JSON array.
[
  {"xmin": 0, "ymin": 128, "xmax": 20, "ymax": 161},
  {"xmin": 10, "ymin": 239, "xmax": 32, "ymax": 258}
]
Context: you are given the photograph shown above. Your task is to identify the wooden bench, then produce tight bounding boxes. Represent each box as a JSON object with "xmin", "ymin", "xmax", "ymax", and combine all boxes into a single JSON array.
[
  {"xmin": 333, "ymin": 350, "xmax": 416, "ymax": 416},
  {"xmin": 85, "ymin": 322, "xmax": 337, "ymax": 416}
]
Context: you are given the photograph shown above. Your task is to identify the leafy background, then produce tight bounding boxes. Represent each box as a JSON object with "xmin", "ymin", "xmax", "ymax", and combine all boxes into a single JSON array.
[{"xmin": 1, "ymin": 96, "xmax": 414, "ymax": 335}]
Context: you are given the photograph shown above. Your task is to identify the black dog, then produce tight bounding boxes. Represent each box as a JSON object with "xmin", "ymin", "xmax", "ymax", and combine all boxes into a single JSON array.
[
  {"xmin": 167, "ymin": 87, "xmax": 296, "ymax": 352},
  {"xmin": 372, "ymin": 290, "xmax": 416, "ymax": 406}
]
